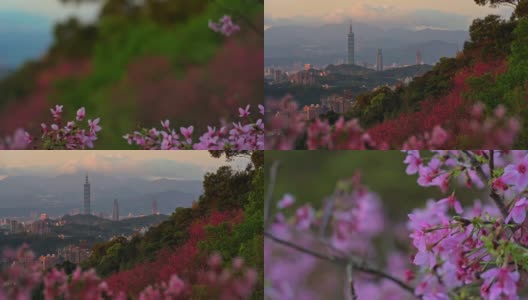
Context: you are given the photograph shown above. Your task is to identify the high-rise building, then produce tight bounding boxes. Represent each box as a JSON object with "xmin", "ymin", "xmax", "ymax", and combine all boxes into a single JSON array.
[
  {"xmin": 376, "ymin": 49, "xmax": 384, "ymax": 72},
  {"xmin": 83, "ymin": 175, "xmax": 91, "ymax": 215},
  {"xmin": 152, "ymin": 199, "xmax": 158, "ymax": 215},
  {"xmin": 416, "ymin": 50, "xmax": 423, "ymax": 65},
  {"xmin": 112, "ymin": 199, "xmax": 119, "ymax": 221},
  {"xmin": 348, "ymin": 24, "xmax": 355, "ymax": 65}
]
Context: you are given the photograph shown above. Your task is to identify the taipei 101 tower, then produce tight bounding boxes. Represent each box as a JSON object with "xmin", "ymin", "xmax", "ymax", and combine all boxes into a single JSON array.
[
  {"xmin": 348, "ymin": 24, "xmax": 355, "ymax": 65},
  {"xmin": 83, "ymin": 175, "xmax": 91, "ymax": 215}
]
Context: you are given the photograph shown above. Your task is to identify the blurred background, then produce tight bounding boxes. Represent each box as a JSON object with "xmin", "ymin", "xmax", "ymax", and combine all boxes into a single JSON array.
[
  {"xmin": 264, "ymin": 151, "xmax": 482, "ymax": 222},
  {"xmin": 0, "ymin": 0, "xmax": 263, "ymax": 149}
]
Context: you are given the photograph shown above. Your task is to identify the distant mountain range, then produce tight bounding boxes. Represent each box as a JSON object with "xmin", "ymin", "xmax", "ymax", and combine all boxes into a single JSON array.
[
  {"xmin": 0, "ymin": 11, "xmax": 53, "ymax": 67},
  {"xmin": 265, "ymin": 22, "xmax": 469, "ymax": 67},
  {"xmin": 0, "ymin": 173, "xmax": 203, "ymax": 217}
]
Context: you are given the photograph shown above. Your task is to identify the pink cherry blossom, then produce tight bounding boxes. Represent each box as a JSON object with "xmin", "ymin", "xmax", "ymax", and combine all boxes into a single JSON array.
[
  {"xmin": 294, "ymin": 204, "xmax": 314, "ymax": 230},
  {"xmin": 506, "ymin": 197, "xmax": 528, "ymax": 224},
  {"xmin": 403, "ymin": 150, "xmax": 422, "ymax": 175},
  {"xmin": 76, "ymin": 107, "xmax": 86, "ymax": 121},
  {"xmin": 88, "ymin": 118, "xmax": 102, "ymax": 133},
  {"xmin": 50, "ymin": 105, "xmax": 63, "ymax": 120},
  {"xmin": 239, "ymin": 105, "xmax": 250, "ymax": 118},
  {"xmin": 209, "ymin": 15, "xmax": 240, "ymax": 37},
  {"xmin": 437, "ymin": 194, "xmax": 463, "ymax": 214},
  {"xmin": 277, "ymin": 194, "xmax": 295, "ymax": 209},
  {"xmin": 480, "ymin": 267, "xmax": 519, "ymax": 300},
  {"xmin": 180, "ymin": 126, "xmax": 194, "ymax": 143},
  {"xmin": 504, "ymin": 154, "xmax": 528, "ymax": 191}
]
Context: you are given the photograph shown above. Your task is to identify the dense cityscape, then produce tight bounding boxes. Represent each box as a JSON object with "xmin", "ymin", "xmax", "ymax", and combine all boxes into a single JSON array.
[
  {"xmin": 0, "ymin": 174, "xmax": 170, "ymax": 267},
  {"xmin": 264, "ymin": 23, "xmax": 435, "ymax": 119}
]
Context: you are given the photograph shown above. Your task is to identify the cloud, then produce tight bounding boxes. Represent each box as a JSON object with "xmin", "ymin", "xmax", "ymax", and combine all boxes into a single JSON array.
[
  {"xmin": 0, "ymin": 0, "xmax": 100, "ymax": 22},
  {"xmin": 0, "ymin": 153, "xmax": 250, "ymax": 181},
  {"xmin": 265, "ymin": 0, "xmax": 513, "ymax": 30},
  {"xmin": 54, "ymin": 155, "xmax": 204, "ymax": 179},
  {"xmin": 272, "ymin": 3, "xmax": 472, "ymax": 30}
]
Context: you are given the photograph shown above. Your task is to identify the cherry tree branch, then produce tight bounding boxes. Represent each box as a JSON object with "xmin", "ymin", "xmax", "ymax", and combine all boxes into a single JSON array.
[
  {"xmin": 264, "ymin": 231, "xmax": 421, "ymax": 299},
  {"xmin": 488, "ymin": 150, "xmax": 510, "ymax": 219},
  {"xmin": 347, "ymin": 264, "xmax": 358, "ymax": 300},
  {"xmin": 264, "ymin": 161, "xmax": 280, "ymax": 227},
  {"xmin": 462, "ymin": 150, "xmax": 509, "ymax": 218}
]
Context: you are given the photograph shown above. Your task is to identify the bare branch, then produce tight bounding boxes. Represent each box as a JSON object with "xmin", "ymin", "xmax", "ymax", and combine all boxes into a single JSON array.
[
  {"xmin": 462, "ymin": 150, "xmax": 487, "ymax": 181},
  {"xmin": 488, "ymin": 150, "xmax": 509, "ymax": 219},
  {"xmin": 264, "ymin": 161, "xmax": 280, "ymax": 227},
  {"xmin": 319, "ymin": 194, "xmax": 337, "ymax": 238},
  {"xmin": 347, "ymin": 264, "xmax": 358, "ymax": 300},
  {"xmin": 462, "ymin": 150, "xmax": 509, "ymax": 219},
  {"xmin": 264, "ymin": 231, "xmax": 420, "ymax": 299}
]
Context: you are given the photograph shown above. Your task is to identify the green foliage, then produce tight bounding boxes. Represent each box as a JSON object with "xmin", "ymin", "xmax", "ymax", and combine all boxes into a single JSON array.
[
  {"xmin": 464, "ymin": 15, "xmax": 517, "ymax": 59},
  {"xmin": 344, "ymin": 55, "xmax": 469, "ymax": 129},
  {"xmin": 83, "ymin": 162, "xmax": 259, "ymax": 279},
  {"xmin": 0, "ymin": 61, "xmax": 47, "ymax": 109},
  {"xmin": 199, "ymin": 166, "xmax": 255, "ymax": 211},
  {"xmin": 199, "ymin": 167, "xmax": 264, "ymax": 299},
  {"xmin": 464, "ymin": 17, "xmax": 528, "ymax": 146},
  {"xmin": 474, "ymin": 0, "xmax": 528, "ymax": 18}
]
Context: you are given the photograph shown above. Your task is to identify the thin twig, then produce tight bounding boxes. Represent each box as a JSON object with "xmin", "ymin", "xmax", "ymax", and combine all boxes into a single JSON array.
[
  {"xmin": 319, "ymin": 194, "xmax": 337, "ymax": 238},
  {"xmin": 264, "ymin": 231, "xmax": 420, "ymax": 299},
  {"xmin": 264, "ymin": 161, "xmax": 280, "ymax": 226},
  {"xmin": 347, "ymin": 264, "xmax": 358, "ymax": 300},
  {"xmin": 462, "ymin": 150, "xmax": 509, "ymax": 219},
  {"xmin": 462, "ymin": 150, "xmax": 486, "ymax": 181},
  {"xmin": 488, "ymin": 150, "xmax": 509, "ymax": 218}
]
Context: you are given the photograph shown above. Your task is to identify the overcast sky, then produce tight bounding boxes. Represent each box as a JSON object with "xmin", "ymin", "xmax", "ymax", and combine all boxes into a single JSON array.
[
  {"xmin": 0, "ymin": 151, "xmax": 249, "ymax": 180},
  {"xmin": 0, "ymin": 0, "xmax": 99, "ymax": 21},
  {"xmin": 265, "ymin": 0, "xmax": 513, "ymax": 29}
]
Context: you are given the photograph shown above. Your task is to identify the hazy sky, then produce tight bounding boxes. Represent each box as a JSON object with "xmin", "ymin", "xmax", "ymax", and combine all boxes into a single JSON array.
[
  {"xmin": 265, "ymin": 0, "xmax": 513, "ymax": 29},
  {"xmin": 0, "ymin": 151, "xmax": 249, "ymax": 180},
  {"xmin": 0, "ymin": 0, "xmax": 99, "ymax": 21}
]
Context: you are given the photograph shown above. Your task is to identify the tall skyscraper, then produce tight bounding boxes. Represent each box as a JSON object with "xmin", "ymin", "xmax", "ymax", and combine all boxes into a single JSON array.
[
  {"xmin": 376, "ymin": 49, "xmax": 384, "ymax": 72},
  {"xmin": 416, "ymin": 50, "xmax": 423, "ymax": 65},
  {"xmin": 152, "ymin": 199, "xmax": 158, "ymax": 215},
  {"xmin": 83, "ymin": 175, "xmax": 91, "ymax": 215},
  {"xmin": 347, "ymin": 24, "xmax": 355, "ymax": 65},
  {"xmin": 112, "ymin": 199, "xmax": 119, "ymax": 221}
]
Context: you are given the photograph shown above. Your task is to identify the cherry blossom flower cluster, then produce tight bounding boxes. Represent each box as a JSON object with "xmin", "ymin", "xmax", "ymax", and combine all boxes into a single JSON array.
[
  {"xmin": 2, "ymin": 104, "xmax": 264, "ymax": 150},
  {"xmin": 265, "ymin": 174, "xmax": 388, "ymax": 299},
  {"xmin": 124, "ymin": 104, "xmax": 264, "ymax": 150},
  {"xmin": 208, "ymin": 15, "xmax": 240, "ymax": 37},
  {"xmin": 265, "ymin": 97, "xmax": 521, "ymax": 149},
  {"xmin": 405, "ymin": 150, "xmax": 528, "ymax": 299},
  {"xmin": 198, "ymin": 253, "xmax": 259, "ymax": 300},
  {"xmin": 0, "ymin": 245, "xmax": 257, "ymax": 300},
  {"xmin": 265, "ymin": 150, "xmax": 528, "ymax": 300},
  {"xmin": 34, "ymin": 105, "xmax": 101, "ymax": 150},
  {"xmin": 0, "ymin": 128, "xmax": 31, "ymax": 149}
]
